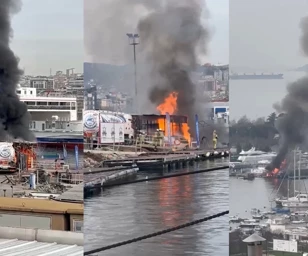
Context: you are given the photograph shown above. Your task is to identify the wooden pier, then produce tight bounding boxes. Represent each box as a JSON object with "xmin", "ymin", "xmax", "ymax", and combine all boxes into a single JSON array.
[
  {"xmin": 102, "ymin": 149, "xmax": 229, "ymax": 171},
  {"xmin": 84, "ymin": 149, "xmax": 229, "ymax": 197}
]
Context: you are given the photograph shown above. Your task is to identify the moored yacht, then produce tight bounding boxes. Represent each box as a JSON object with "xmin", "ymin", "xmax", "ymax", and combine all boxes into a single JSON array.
[{"xmin": 237, "ymin": 147, "xmax": 276, "ymax": 163}]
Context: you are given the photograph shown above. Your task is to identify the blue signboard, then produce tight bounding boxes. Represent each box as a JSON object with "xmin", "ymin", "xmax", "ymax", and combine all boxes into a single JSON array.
[
  {"xmin": 63, "ymin": 144, "xmax": 67, "ymax": 160},
  {"xmin": 166, "ymin": 112, "xmax": 172, "ymax": 145},
  {"xmin": 75, "ymin": 145, "xmax": 79, "ymax": 170},
  {"xmin": 195, "ymin": 114, "xmax": 200, "ymax": 147}
]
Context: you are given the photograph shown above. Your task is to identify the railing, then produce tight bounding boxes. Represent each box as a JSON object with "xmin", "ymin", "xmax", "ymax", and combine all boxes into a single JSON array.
[
  {"xmin": 59, "ymin": 173, "xmax": 83, "ymax": 184},
  {"xmin": 83, "ymin": 134, "xmax": 219, "ymax": 152},
  {"xmin": 27, "ymin": 105, "xmax": 75, "ymax": 110}
]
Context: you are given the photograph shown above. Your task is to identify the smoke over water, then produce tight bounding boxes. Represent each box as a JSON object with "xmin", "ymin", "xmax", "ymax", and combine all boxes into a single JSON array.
[
  {"xmin": 0, "ymin": 0, "xmax": 34, "ymax": 141},
  {"xmin": 268, "ymin": 15, "xmax": 308, "ymax": 171},
  {"xmin": 138, "ymin": 1, "xmax": 208, "ymax": 136}
]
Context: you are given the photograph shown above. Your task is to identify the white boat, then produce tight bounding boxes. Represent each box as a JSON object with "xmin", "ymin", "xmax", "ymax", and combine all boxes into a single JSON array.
[
  {"xmin": 239, "ymin": 219, "xmax": 260, "ymax": 229},
  {"xmin": 275, "ymin": 149, "xmax": 308, "ymax": 208},
  {"xmin": 251, "ymin": 166, "xmax": 266, "ymax": 175},
  {"xmin": 237, "ymin": 147, "xmax": 276, "ymax": 163},
  {"xmin": 276, "ymin": 192, "xmax": 308, "ymax": 208},
  {"xmin": 277, "ymin": 194, "xmax": 308, "ymax": 204},
  {"xmin": 252, "ymin": 214, "xmax": 264, "ymax": 220},
  {"xmin": 229, "ymin": 215, "xmax": 243, "ymax": 223}
]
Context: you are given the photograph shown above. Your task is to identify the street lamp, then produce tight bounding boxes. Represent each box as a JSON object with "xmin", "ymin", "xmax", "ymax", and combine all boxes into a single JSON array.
[{"xmin": 126, "ymin": 33, "xmax": 139, "ymax": 113}]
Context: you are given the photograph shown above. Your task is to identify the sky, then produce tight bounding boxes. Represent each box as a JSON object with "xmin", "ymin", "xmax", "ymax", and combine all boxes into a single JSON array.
[
  {"xmin": 84, "ymin": 0, "xmax": 229, "ymax": 65},
  {"xmin": 230, "ymin": 0, "xmax": 308, "ymax": 121},
  {"xmin": 205, "ymin": 0, "xmax": 229, "ymax": 65},
  {"xmin": 10, "ymin": 0, "xmax": 83, "ymax": 76},
  {"xmin": 230, "ymin": 0, "xmax": 308, "ymax": 72}
]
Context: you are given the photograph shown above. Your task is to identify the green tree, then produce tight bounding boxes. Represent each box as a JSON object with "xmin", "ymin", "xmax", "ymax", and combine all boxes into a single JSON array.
[{"xmin": 230, "ymin": 113, "xmax": 279, "ymax": 152}]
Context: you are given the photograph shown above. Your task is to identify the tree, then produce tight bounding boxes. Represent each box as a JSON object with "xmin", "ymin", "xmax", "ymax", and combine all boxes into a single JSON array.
[
  {"xmin": 266, "ymin": 112, "xmax": 276, "ymax": 126},
  {"xmin": 230, "ymin": 113, "xmax": 279, "ymax": 152}
]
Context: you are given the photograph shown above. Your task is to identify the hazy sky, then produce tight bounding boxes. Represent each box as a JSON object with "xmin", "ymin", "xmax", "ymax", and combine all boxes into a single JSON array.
[
  {"xmin": 230, "ymin": 0, "xmax": 308, "ymax": 120},
  {"xmin": 206, "ymin": 0, "xmax": 229, "ymax": 65},
  {"xmin": 84, "ymin": 0, "xmax": 229, "ymax": 65},
  {"xmin": 230, "ymin": 0, "xmax": 308, "ymax": 72},
  {"xmin": 11, "ymin": 0, "xmax": 83, "ymax": 76}
]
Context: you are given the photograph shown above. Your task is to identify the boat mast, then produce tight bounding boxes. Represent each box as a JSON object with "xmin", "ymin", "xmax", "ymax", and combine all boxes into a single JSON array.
[
  {"xmin": 299, "ymin": 150, "xmax": 301, "ymax": 193},
  {"xmin": 287, "ymin": 170, "xmax": 290, "ymax": 199},
  {"xmin": 294, "ymin": 149, "xmax": 296, "ymax": 196}
]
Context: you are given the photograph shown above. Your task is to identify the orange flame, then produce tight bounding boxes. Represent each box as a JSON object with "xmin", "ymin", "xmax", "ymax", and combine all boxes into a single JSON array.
[
  {"xmin": 157, "ymin": 92, "xmax": 178, "ymax": 115},
  {"xmin": 181, "ymin": 123, "xmax": 191, "ymax": 143},
  {"xmin": 272, "ymin": 168, "xmax": 279, "ymax": 175},
  {"xmin": 157, "ymin": 92, "xmax": 191, "ymax": 144}
]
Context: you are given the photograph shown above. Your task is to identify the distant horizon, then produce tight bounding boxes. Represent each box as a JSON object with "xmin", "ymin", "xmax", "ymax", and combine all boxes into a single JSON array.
[{"xmin": 83, "ymin": 61, "xmax": 229, "ymax": 66}]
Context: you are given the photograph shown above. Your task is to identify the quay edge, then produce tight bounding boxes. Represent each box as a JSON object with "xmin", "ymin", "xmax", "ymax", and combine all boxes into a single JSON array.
[{"xmin": 84, "ymin": 166, "xmax": 139, "ymax": 197}]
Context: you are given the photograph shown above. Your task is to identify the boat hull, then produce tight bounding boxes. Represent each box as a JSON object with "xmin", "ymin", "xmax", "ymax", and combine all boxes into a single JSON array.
[{"xmin": 230, "ymin": 74, "xmax": 284, "ymax": 80}]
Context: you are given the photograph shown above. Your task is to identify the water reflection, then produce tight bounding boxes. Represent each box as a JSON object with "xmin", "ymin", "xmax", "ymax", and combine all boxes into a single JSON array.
[
  {"xmin": 85, "ymin": 159, "xmax": 228, "ymax": 256},
  {"xmin": 230, "ymin": 176, "xmax": 308, "ymax": 218}
]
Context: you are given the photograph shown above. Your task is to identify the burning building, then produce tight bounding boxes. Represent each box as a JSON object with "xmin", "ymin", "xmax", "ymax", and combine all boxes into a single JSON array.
[{"xmin": 132, "ymin": 114, "xmax": 190, "ymax": 143}]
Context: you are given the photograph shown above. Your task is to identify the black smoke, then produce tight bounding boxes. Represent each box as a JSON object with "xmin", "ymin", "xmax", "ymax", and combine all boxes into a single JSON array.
[
  {"xmin": 267, "ymin": 16, "xmax": 308, "ymax": 171},
  {"xmin": 0, "ymin": 0, "xmax": 34, "ymax": 141},
  {"xmin": 138, "ymin": 1, "xmax": 208, "ymax": 137}
]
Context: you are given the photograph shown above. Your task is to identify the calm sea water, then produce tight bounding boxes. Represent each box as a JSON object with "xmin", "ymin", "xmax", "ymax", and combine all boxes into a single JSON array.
[
  {"xmin": 230, "ymin": 176, "xmax": 308, "ymax": 218},
  {"xmin": 230, "ymin": 71, "xmax": 308, "ymax": 217},
  {"xmin": 84, "ymin": 159, "xmax": 228, "ymax": 256}
]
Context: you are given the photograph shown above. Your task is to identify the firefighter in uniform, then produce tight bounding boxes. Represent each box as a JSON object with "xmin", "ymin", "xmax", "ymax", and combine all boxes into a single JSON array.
[{"xmin": 213, "ymin": 130, "xmax": 218, "ymax": 150}]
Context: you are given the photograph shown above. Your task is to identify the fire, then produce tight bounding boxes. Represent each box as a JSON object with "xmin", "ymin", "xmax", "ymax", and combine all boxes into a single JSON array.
[
  {"xmin": 272, "ymin": 168, "xmax": 279, "ymax": 175},
  {"xmin": 156, "ymin": 92, "xmax": 191, "ymax": 144},
  {"xmin": 181, "ymin": 123, "xmax": 191, "ymax": 143},
  {"xmin": 158, "ymin": 118, "xmax": 165, "ymax": 132},
  {"xmin": 157, "ymin": 92, "xmax": 178, "ymax": 115}
]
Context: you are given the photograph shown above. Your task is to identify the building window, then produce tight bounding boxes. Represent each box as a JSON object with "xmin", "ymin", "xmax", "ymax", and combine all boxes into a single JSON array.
[
  {"xmin": 37, "ymin": 102, "xmax": 47, "ymax": 105},
  {"xmin": 73, "ymin": 220, "xmax": 83, "ymax": 233},
  {"xmin": 25, "ymin": 101, "xmax": 35, "ymax": 106},
  {"xmin": 48, "ymin": 102, "xmax": 59, "ymax": 106}
]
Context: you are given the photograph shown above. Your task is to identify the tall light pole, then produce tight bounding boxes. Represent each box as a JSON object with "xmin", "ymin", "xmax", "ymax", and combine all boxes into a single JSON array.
[{"xmin": 126, "ymin": 33, "xmax": 139, "ymax": 114}]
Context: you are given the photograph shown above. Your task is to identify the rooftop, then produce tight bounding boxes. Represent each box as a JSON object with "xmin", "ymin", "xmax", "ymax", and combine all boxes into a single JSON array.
[
  {"xmin": 243, "ymin": 233, "xmax": 266, "ymax": 243},
  {"xmin": 0, "ymin": 238, "xmax": 83, "ymax": 255},
  {"xmin": 0, "ymin": 197, "xmax": 83, "ymax": 214}
]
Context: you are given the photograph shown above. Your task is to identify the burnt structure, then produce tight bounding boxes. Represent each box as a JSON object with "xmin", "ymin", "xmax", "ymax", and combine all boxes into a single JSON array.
[{"xmin": 132, "ymin": 114, "xmax": 188, "ymax": 137}]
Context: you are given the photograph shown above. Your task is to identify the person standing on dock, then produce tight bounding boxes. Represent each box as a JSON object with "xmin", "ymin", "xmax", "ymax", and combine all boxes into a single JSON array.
[{"xmin": 213, "ymin": 130, "xmax": 218, "ymax": 149}]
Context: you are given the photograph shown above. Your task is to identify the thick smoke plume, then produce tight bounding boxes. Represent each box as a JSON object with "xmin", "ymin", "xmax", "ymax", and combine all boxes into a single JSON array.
[
  {"xmin": 138, "ymin": 1, "xmax": 208, "ymax": 137},
  {"xmin": 0, "ymin": 0, "xmax": 34, "ymax": 141},
  {"xmin": 85, "ymin": 0, "xmax": 213, "ymax": 139},
  {"xmin": 268, "ymin": 15, "xmax": 308, "ymax": 171}
]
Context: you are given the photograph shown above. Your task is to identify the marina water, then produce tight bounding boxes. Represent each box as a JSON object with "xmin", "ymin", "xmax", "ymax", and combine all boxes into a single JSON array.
[
  {"xmin": 84, "ymin": 158, "xmax": 228, "ymax": 255},
  {"xmin": 230, "ymin": 176, "xmax": 308, "ymax": 218},
  {"xmin": 230, "ymin": 71, "xmax": 308, "ymax": 216}
]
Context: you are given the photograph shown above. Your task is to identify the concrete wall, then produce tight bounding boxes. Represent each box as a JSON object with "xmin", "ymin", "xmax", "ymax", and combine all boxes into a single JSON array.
[{"xmin": 0, "ymin": 210, "xmax": 66, "ymax": 231}]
